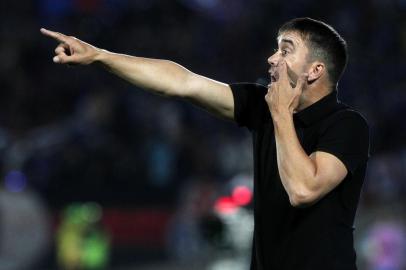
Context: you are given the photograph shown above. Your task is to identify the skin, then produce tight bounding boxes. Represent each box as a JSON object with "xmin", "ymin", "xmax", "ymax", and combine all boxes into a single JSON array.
[
  {"xmin": 40, "ymin": 28, "xmax": 348, "ymax": 207},
  {"xmin": 266, "ymin": 31, "xmax": 348, "ymax": 207}
]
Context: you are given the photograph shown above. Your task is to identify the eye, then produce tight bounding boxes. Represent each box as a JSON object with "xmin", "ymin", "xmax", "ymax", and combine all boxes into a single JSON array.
[{"xmin": 281, "ymin": 49, "xmax": 288, "ymax": 56}]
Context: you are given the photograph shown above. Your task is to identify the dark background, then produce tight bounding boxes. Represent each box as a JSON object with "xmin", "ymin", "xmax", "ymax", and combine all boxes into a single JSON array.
[{"xmin": 0, "ymin": 0, "xmax": 405, "ymax": 269}]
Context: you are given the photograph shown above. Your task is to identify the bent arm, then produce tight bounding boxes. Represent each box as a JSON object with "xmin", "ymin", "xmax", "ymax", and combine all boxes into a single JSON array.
[
  {"xmin": 40, "ymin": 28, "xmax": 234, "ymax": 120},
  {"xmin": 272, "ymin": 111, "xmax": 348, "ymax": 207}
]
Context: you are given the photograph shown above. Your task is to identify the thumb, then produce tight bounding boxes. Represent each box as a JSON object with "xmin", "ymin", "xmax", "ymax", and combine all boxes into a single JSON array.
[
  {"xmin": 278, "ymin": 60, "xmax": 288, "ymax": 81},
  {"xmin": 295, "ymin": 73, "xmax": 308, "ymax": 92}
]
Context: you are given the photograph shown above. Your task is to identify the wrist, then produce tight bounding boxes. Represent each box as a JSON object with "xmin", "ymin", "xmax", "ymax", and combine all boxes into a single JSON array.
[
  {"xmin": 271, "ymin": 108, "xmax": 293, "ymax": 124},
  {"xmin": 93, "ymin": 48, "xmax": 110, "ymax": 64}
]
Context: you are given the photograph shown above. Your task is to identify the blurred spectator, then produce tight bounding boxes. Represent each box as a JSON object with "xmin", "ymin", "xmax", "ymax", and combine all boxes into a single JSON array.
[
  {"xmin": 0, "ymin": 185, "xmax": 50, "ymax": 270},
  {"xmin": 57, "ymin": 202, "xmax": 110, "ymax": 270}
]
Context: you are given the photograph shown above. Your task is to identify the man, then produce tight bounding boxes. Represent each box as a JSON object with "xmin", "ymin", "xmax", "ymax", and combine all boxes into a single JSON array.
[{"xmin": 41, "ymin": 17, "xmax": 370, "ymax": 270}]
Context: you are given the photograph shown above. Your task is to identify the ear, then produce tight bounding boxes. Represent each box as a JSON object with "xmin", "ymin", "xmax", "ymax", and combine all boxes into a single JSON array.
[{"xmin": 307, "ymin": 62, "xmax": 325, "ymax": 82}]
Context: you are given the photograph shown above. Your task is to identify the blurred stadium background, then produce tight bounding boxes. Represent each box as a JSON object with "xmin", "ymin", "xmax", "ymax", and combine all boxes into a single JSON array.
[{"xmin": 0, "ymin": 0, "xmax": 405, "ymax": 269}]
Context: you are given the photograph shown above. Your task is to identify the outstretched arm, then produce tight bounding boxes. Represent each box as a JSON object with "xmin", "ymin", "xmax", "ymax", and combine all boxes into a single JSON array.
[{"xmin": 40, "ymin": 28, "xmax": 234, "ymax": 120}]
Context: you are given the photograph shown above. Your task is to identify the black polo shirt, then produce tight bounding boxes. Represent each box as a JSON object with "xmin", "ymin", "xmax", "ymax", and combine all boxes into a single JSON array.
[{"xmin": 230, "ymin": 83, "xmax": 370, "ymax": 270}]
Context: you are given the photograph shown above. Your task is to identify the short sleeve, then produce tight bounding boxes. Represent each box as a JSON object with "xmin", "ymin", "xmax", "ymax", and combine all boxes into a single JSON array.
[
  {"xmin": 315, "ymin": 111, "xmax": 370, "ymax": 175},
  {"xmin": 230, "ymin": 83, "xmax": 268, "ymax": 130}
]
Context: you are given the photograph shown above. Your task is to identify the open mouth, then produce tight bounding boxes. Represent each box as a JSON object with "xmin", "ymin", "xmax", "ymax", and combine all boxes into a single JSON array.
[
  {"xmin": 269, "ymin": 70, "xmax": 278, "ymax": 82},
  {"xmin": 268, "ymin": 68, "xmax": 297, "ymax": 86}
]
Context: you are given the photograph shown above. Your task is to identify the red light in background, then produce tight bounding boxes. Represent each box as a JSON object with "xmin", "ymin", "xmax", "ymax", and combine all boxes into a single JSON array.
[
  {"xmin": 214, "ymin": 196, "xmax": 238, "ymax": 214},
  {"xmin": 232, "ymin": 185, "xmax": 252, "ymax": 206}
]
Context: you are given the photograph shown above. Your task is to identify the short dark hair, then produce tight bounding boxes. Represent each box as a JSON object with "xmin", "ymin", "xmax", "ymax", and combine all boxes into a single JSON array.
[{"xmin": 278, "ymin": 17, "xmax": 348, "ymax": 86}]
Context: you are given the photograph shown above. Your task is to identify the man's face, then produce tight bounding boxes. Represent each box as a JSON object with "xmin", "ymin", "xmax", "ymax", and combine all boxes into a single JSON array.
[{"xmin": 268, "ymin": 31, "xmax": 310, "ymax": 87}]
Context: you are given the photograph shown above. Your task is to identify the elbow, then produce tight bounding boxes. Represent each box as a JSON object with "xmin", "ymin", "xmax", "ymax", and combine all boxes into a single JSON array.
[
  {"xmin": 154, "ymin": 85, "xmax": 184, "ymax": 98},
  {"xmin": 288, "ymin": 188, "xmax": 318, "ymax": 208},
  {"xmin": 162, "ymin": 82, "xmax": 189, "ymax": 99}
]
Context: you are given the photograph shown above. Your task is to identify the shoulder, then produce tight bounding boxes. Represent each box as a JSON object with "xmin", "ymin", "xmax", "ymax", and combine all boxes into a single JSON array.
[
  {"xmin": 229, "ymin": 82, "xmax": 269, "ymax": 130},
  {"xmin": 323, "ymin": 103, "xmax": 369, "ymax": 131},
  {"xmin": 315, "ymin": 104, "xmax": 371, "ymax": 172}
]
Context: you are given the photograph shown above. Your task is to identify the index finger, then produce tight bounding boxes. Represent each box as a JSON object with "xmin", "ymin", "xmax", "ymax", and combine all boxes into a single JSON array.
[
  {"xmin": 40, "ymin": 28, "xmax": 68, "ymax": 43},
  {"xmin": 277, "ymin": 60, "xmax": 288, "ymax": 81}
]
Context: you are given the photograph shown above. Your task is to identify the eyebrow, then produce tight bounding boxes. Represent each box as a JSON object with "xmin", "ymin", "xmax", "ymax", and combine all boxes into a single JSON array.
[{"xmin": 280, "ymin": 38, "xmax": 295, "ymax": 47}]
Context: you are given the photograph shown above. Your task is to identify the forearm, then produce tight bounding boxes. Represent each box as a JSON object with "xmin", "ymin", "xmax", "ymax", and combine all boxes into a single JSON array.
[
  {"xmin": 94, "ymin": 49, "xmax": 234, "ymax": 119},
  {"xmin": 95, "ymin": 50, "xmax": 192, "ymax": 97},
  {"xmin": 273, "ymin": 111, "xmax": 317, "ymax": 205}
]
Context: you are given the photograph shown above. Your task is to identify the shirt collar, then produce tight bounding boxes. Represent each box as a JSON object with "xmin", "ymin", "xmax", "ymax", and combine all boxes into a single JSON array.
[{"xmin": 293, "ymin": 90, "xmax": 343, "ymax": 127}]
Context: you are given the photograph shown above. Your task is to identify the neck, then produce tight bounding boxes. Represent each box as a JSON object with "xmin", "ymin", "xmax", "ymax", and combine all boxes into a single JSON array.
[{"xmin": 296, "ymin": 84, "xmax": 333, "ymax": 112}]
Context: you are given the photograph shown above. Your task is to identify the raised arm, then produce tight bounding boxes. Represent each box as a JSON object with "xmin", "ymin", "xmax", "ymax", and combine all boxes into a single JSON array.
[{"xmin": 40, "ymin": 28, "xmax": 234, "ymax": 120}]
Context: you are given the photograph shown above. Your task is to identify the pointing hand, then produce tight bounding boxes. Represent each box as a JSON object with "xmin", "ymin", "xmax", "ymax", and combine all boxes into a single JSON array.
[{"xmin": 40, "ymin": 28, "xmax": 101, "ymax": 65}]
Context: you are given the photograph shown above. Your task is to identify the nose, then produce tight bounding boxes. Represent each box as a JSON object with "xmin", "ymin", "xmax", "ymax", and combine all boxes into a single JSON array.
[{"xmin": 267, "ymin": 52, "xmax": 278, "ymax": 67}]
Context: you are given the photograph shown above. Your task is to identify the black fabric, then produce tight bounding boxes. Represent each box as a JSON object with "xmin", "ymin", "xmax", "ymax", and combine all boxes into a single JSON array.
[{"xmin": 230, "ymin": 83, "xmax": 370, "ymax": 270}]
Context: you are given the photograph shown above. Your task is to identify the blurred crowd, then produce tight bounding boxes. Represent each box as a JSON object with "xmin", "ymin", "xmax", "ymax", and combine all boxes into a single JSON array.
[{"xmin": 0, "ymin": 0, "xmax": 405, "ymax": 269}]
